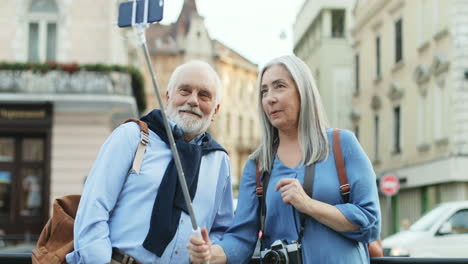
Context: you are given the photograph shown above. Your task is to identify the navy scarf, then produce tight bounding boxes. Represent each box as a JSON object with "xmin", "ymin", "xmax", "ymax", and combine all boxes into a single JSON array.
[{"xmin": 140, "ymin": 110, "xmax": 226, "ymax": 256}]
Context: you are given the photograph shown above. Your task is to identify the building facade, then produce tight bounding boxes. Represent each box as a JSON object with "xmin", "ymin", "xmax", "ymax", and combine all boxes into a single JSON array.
[
  {"xmin": 293, "ymin": 0, "xmax": 356, "ymax": 129},
  {"xmin": 352, "ymin": 0, "xmax": 468, "ymax": 237},
  {"xmin": 0, "ymin": 0, "xmax": 141, "ymax": 239},
  {"xmin": 141, "ymin": 0, "xmax": 260, "ymax": 186}
]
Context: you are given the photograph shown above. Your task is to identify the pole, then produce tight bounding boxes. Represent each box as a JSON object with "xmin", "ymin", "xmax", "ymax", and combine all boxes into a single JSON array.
[
  {"xmin": 134, "ymin": 24, "xmax": 200, "ymax": 231},
  {"xmin": 130, "ymin": 4, "xmax": 207, "ymax": 263}
]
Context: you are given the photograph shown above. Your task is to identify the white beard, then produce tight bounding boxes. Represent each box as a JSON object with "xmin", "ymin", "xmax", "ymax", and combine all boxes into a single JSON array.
[{"xmin": 166, "ymin": 104, "xmax": 214, "ymax": 138}]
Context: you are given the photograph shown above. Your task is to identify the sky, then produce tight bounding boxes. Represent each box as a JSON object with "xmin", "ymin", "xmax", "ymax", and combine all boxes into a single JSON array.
[{"xmin": 157, "ymin": 0, "xmax": 305, "ymax": 66}]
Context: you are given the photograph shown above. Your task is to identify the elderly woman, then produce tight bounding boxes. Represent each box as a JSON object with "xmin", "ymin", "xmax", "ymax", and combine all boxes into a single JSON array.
[{"xmin": 188, "ymin": 55, "xmax": 381, "ymax": 263}]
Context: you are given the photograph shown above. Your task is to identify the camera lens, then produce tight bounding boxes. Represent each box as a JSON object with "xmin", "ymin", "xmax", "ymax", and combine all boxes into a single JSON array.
[{"xmin": 263, "ymin": 250, "xmax": 286, "ymax": 264}]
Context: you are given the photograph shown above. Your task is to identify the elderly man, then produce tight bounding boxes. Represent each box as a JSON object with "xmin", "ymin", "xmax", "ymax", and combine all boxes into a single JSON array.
[{"xmin": 66, "ymin": 60, "xmax": 233, "ymax": 264}]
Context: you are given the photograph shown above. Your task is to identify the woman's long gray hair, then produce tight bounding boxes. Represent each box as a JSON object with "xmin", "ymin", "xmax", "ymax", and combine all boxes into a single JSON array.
[{"xmin": 249, "ymin": 55, "xmax": 330, "ymax": 173}]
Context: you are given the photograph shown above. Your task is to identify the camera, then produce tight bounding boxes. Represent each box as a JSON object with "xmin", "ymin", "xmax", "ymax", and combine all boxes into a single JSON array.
[{"xmin": 260, "ymin": 240, "xmax": 302, "ymax": 264}]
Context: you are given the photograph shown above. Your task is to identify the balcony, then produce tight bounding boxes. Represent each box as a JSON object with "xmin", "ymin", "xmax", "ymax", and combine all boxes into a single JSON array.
[
  {"xmin": 0, "ymin": 62, "xmax": 146, "ymax": 118},
  {"xmin": 0, "ymin": 70, "xmax": 131, "ymax": 96}
]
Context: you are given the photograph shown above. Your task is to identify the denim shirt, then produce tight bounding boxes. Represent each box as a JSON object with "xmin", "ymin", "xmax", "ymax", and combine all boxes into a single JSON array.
[
  {"xmin": 66, "ymin": 121, "xmax": 233, "ymax": 264},
  {"xmin": 216, "ymin": 129, "xmax": 380, "ymax": 264}
]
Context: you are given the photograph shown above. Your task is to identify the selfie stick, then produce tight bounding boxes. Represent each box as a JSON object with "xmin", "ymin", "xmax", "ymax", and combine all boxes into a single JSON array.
[{"xmin": 130, "ymin": 0, "xmax": 206, "ymax": 250}]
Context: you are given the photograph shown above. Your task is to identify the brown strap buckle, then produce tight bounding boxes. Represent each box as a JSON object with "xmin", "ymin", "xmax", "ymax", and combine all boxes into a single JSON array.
[
  {"xmin": 256, "ymin": 187, "xmax": 263, "ymax": 197},
  {"xmin": 112, "ymin": 248, "xmax": 140, "ymax": 264},
  {"xmin": 140, "ymin": 131, "xmax": 149, "ymax": 145},
  {"xmin": 340, "ymin": 184, "xmax": 351, "ymax": 195}
]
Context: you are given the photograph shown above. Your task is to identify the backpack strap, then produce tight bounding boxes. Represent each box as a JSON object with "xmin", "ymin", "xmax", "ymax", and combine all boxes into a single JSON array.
[
  {"xmin": 124, "ymin": 118, "xmax": 149, "ymax": 175},
  {"xmin": 33, "ymin": 119, "xmax": 150, "ymax": 262},
  {"xmin": 333, "ymin": 129, "xmax": 351, "ymax": 203},
  {"xmin": 298, "ymin": 163, "xmax": 315, "ymax": 243},
  {"xmin": 255, "ymin": 165, "xmax": 263, "ymax": 197},
  {"xmin": 255, "ymin": 163, "xmax": 268, "ymax": 237}
]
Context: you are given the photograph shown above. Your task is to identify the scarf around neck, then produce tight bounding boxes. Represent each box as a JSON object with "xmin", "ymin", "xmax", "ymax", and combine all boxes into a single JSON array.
[{"xmin": 140, "ymin": 109, "xmax": 226, "ymax": 256}]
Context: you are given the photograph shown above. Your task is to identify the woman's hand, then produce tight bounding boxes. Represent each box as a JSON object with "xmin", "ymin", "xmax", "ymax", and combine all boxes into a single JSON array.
[
  {"xmin": 187, "ymin": 227, "xmax": 211, "ymax": 264},
  {"xmin": 276, "ymin": 178, "xmax": 359, "ymax": 232},
  {"xmin": 275, "ymin": 178, "xmax": 311, "ymax": 213}
]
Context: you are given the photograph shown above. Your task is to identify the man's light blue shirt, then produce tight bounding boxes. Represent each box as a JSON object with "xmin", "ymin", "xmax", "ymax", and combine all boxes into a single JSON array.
[{"xmin": 66, "ymin": 121, "xmax": 234, "ymax": 264}]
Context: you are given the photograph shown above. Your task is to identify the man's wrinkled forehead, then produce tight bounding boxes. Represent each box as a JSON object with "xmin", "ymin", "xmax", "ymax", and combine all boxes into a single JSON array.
[{"xmin": 175, "ymin": 66, "xmax": 217, "ymax": 92}]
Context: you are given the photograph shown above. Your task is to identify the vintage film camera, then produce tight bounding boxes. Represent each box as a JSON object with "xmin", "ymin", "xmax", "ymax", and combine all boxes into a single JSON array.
[{"xmin": 260, "ymin": 240, "xmax": 302, "ymax": 264}]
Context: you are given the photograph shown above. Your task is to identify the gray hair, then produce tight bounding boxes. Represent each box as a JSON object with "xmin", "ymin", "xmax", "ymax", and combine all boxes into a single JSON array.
[
  {"xmin": 166, "ymin": 60, "xmax": 223, "ymax": 104},
  {"xmin": 249, "ymin": 55, "xmax": 330, "ymax": 173}
]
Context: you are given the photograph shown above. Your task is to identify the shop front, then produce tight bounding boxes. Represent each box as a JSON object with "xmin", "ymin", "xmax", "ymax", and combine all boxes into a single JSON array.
[{"xmin": 0, "ymin": 103, "xmax": 52, "ymax": 241}]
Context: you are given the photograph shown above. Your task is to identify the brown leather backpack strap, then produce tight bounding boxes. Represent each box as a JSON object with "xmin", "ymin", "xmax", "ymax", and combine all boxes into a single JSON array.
[
  {"xmin": 255, "ymin": 163, "xmax": 262, "ymax": 197},
  {"xmin": 124, "ymin": 118, "xmax": 149, "ymax": 134},
  {"xmin": 255, "ymin": 162, "xmax": 267, "ymax": 237},
  {"xmin": 124, "ymin": 118, "xmax": 149, "ymax": 175},
  {"xmin": 333, "ymin": 129, "xmax": 351, "ymax": 202}
]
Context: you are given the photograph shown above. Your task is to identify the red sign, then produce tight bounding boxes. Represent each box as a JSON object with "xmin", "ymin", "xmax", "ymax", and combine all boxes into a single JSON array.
[{"xmin": 380, "ymin": 174, "xmax": 400, "ymax": 196}]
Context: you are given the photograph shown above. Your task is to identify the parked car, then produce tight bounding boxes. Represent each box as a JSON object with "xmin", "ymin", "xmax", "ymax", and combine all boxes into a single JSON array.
[{"xmin": 382, "ymin": 200, "xmax": 468, "ymax": 257}]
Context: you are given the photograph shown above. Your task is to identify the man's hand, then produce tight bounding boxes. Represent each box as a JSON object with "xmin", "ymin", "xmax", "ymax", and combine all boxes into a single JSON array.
[
  {"xmin": 187, "ymin": 227, "xmax": 211, "ymax": 264},
  {"xmin": 275, "ymin": 178, "xmax": 310, "ymax": 213}
]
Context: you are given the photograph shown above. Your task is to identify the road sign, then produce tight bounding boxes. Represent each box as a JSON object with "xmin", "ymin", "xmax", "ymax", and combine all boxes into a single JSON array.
[{"xmin": 380, "ymin": 174, "xmax": 400, "ymax": 196}]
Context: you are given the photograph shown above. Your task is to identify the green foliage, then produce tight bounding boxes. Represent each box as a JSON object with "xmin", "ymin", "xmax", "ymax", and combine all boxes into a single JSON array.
[{"xmin": 0, "ymin": 61, "xmax": 146, "ymax": 113}]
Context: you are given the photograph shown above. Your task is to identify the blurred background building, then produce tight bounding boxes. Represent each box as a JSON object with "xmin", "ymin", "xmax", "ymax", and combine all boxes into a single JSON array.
[
  {"xmin": 0, "ymin": 0, "xmax": 259, "ymax": 246},
  {"xmin": 294, "ymin": 0, "xmax": 468, "ymax": 238},
  {"xmin": 0, "ymin": 0, "xmax": 141, "ymax": 242},
  {"xmin": 2, "ymin": 0, "xmax": 468, "ymax": 249},
  {"xmin": 293, "ymin": 0, "xmax": 355, "ymax": 130},
  {"xmin": 139, "ymin": 0, "xmax": 260, "ymax": 187},
  {"xmin": 352, "ymin": 0, "xmax": 468, "ymax": 237}
]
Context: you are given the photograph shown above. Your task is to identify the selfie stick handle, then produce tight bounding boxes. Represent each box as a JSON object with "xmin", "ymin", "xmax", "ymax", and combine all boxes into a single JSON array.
[{"xmin": 132, "ymin": 0, "xmax": 200, "ymax": 232}]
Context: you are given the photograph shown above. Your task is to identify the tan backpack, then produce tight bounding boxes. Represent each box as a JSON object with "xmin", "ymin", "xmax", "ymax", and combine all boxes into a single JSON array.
[{"xmin": 32, "ymin": 118, "xmax": 149, "ymax": 264}]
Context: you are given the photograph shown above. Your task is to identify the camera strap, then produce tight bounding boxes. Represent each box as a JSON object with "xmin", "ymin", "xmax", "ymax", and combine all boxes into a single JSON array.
[
  {"xmin": 299, "ymin": 163, "xmax": 315, "ymax": 243},
  {"xmin": 255, "ymin": 162, "xmax": 315, "ymax": 244},
  {"xmin": 255, "ymin": 165, "xmax": 270, "ymax": 236}
]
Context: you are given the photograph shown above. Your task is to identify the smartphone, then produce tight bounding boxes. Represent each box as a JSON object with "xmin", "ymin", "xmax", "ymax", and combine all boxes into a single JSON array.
[{"xmin": 118, "ymin": 0, "xmax": 164, "ymax": 28}]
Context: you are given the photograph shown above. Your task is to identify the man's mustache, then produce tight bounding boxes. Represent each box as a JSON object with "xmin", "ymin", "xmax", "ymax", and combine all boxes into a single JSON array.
[{"xmin": 178, "ymin": 106, "xmax": 203, "ymax": 118}]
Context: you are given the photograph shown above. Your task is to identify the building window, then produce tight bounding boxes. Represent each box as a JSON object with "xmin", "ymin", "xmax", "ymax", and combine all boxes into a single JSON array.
[
  {"xmin": 395, "ymin": 18, "xmax": 403, "ymax": 63},
  {"xmin": 355, "ymin": 54, "xmax": 360, "ymax": 93},
  {"xmin": 374, "ymin": 115, "xmax": 379, "ymax": 161},
  {"xmin": 435, "ymin": 0, "xmax": 449, "ymax": 33},
  {"xmin": 376, "ymin": 36, "xmax": 381, "ymax": 78},
  {"xmin": 418, "ymin": 90, "xmax": 429, "ymax": 146},
  {"xmin": 27, "ymin": 0, "xmax": 59, "ymax": 62},
  {"xmin": 331, "ymin": 9, "xmax": 345, "ymax": 38},
  {"xmin": 393, "ymin": 106, "xmax": 401, "ymax": 154},
  {"xmin": 420, "ymin": 0, "xmax": 431, "ymax": 43},
  {"xmin": 354, "ymin": 125, "xmax": 359, "ymax": 141},
  {"xmin": 434, "ymin": 80, "xmax": 446, "ymax": 141}
]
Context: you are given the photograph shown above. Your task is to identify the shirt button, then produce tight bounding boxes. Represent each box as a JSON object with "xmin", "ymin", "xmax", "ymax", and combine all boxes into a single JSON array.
[
  {"xmin": 175, "ymin": 250, "xmax": 179, "ymax": 254},
  {"xmin": 180, "ymin": 219, "xmax": 184, "ymax": 224}
]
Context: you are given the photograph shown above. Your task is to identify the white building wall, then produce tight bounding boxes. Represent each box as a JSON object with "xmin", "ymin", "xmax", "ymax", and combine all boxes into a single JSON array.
[
  {"xmin": 352, "ymin": 0, "xmax": 468, "ymax": 236},
  {"xmin": 0, "ymin": 0, "xmax": 136, "ymax": 217},
  {"xmin": 5, "ymin": 0, "xmax": 127, "ymax": 65},
  {"xmin": 452, "ymin": 0, "xmax": 468, "ymax": 155},
  {"xmin": 294, "ymin": 0, "xmax": 356, "ymax": 129},
  {"xmin": 51, "ymin": 112, "xmax": 111, "ymax": 199}
]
